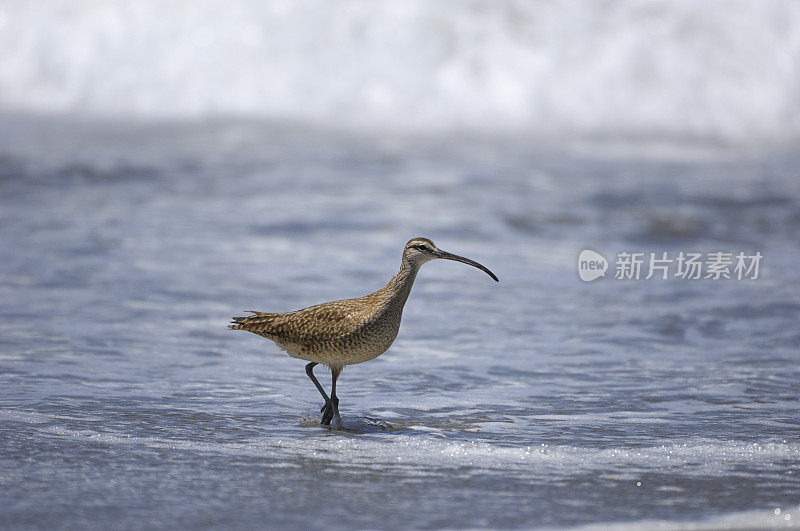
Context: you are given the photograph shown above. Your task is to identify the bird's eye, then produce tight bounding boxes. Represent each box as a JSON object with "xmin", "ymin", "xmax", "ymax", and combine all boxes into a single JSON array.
[{"xmin": 415, "ymin": 245, "xmax": 428, "ymax": 251}]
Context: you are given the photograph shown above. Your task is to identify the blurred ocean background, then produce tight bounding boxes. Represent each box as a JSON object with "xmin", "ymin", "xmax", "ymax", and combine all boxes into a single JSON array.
[
  {"xmin": 2, "ymin": 0, "xmax": 800, "ymax": 141},
  {"xmin": 1, "ymin": 1, "xmax": 799, "ymax": 529}
]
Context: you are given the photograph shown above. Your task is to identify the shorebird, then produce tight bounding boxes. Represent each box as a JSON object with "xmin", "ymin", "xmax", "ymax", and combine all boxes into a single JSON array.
[{"xmin": 229, "ymin": 237, "xmax": 498, "ymax": 429}]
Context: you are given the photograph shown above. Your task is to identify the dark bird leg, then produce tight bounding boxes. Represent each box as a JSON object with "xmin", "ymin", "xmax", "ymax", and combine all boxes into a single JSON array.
[
  {"xmin": 329, "ymin": 366, "xmax": 342, "ymax": 429},
  {"xmin": 305, "ymin": 362, "xmax": 332, "ymax": 425}
]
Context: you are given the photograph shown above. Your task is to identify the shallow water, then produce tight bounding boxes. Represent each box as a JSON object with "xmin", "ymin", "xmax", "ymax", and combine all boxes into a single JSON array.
[{"xmin": 1, "ymin": 117, "xmax": 799, "ymax": 529}]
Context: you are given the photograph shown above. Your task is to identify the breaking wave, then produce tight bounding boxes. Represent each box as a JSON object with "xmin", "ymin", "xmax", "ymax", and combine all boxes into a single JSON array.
[{"xmin": 1, "ymin": 0, "xmax": 799, "ymax": 140}]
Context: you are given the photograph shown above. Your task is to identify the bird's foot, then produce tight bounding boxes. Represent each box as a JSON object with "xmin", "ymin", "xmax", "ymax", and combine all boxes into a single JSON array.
[
  {"xmin": 321, "ymin": 404, "xmax": 334, "ymax": 426},
  {"xmin": 319, "ymin": 397, "xmax": 340, "ymax": 428},
  {"xmin": 330, "ymin": 412, "xmax": 342, "ymax": 430}
]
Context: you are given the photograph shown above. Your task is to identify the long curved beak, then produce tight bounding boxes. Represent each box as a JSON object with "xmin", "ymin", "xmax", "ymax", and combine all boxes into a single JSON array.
[{"xmin": 436, "ymin": 250, "xmax": 499, "ymax": 282}]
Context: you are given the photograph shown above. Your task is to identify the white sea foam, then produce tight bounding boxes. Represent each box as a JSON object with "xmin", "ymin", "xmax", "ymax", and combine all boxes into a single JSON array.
[
  {"xmin": 562, "ymin": 508, "xmax": 798, "ymax": 530},
  {"xmin": 1, "ymin": 1, "xmax": 799, "ymax": 141},
  {"xmin": 7, "ymin": 409, "xmax": 795, "ymax": 478}
]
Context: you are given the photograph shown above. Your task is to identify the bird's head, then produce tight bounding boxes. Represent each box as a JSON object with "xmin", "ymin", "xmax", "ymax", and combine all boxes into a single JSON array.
[{"xmin": 402, "ymin": 237, "xmax": 498, "ymax": 282}]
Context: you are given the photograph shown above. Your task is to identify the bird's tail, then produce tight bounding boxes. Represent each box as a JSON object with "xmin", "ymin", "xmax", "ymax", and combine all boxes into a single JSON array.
[{"xmin": 229, "ymin": 311, "xmax": 277, "ymax": 332}]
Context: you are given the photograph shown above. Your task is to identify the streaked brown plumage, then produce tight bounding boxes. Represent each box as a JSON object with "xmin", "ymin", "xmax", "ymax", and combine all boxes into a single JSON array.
[{"xmin": 229, "ymin": 237, "xmax": 498, "ymax": 429}]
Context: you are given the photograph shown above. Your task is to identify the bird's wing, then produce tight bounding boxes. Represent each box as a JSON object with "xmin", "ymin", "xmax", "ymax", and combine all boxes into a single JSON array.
[
  {"xmin": 271, "ymin": 301, "xmax": 363, "ymax": 342},
  {"xmin": 230, "ymin": 299, "xmax": 366, "ymax": 342}
]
